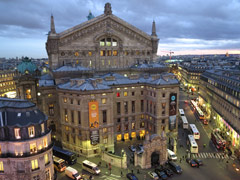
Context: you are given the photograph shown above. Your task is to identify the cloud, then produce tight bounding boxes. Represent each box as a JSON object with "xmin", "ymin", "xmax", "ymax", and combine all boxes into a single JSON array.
[{"xmin": 0, "ymin": 0, "xmax": 239, "ymax": 58}]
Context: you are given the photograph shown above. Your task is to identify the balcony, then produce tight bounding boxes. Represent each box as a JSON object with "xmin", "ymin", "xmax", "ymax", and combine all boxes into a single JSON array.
[{"xmin": 0, "ymin": 142, "xmax": 54, "ymax": 158}]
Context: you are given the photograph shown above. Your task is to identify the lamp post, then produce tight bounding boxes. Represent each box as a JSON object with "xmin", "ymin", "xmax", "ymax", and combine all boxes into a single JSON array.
[{"xmin": 121, "ymin": 149, "xmax": 124, "ymax": 169}]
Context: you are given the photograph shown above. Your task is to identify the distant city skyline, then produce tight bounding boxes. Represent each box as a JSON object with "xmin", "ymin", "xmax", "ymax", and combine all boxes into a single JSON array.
[{"xmin": 0, "ymin": 0, "xmax": 240, "ymax": 58}]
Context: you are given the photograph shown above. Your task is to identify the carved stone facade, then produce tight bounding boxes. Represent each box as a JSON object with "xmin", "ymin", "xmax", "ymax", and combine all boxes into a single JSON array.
[
  {"xmin": 46, "ymin": 3, "xmax": 159, "ymax": 71},
  {"xmin": 134, "ymin": 133, "xmax": 167, "ymax": 169}
]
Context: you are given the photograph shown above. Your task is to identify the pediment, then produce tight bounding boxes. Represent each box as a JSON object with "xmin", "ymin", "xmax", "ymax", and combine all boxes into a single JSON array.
[{"xmin": 58, "ymin": 15, "xmax": 152, "ymax": 47}]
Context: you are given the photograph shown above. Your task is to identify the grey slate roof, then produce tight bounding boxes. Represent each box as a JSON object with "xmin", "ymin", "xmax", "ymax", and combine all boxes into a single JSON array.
[
  {"xmin": 53, "ymin": 65, "xmax": 90, "ymax": 72},
  {"xmin": 0, "ymin": 98, "xmax": 47, "ymax": 127},
  {"xmin": 58, "ymin": 72, "xmax": 179, "ymax": 91}
]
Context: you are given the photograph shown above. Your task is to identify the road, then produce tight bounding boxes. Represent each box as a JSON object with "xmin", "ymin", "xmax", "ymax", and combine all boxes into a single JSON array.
[{"xmin": 56, "ymin": 89, "xmax": 240, "ymax": 180}]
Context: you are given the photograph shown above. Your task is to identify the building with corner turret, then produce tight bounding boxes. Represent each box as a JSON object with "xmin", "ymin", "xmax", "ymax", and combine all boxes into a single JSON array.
[{"xmin": 0, "ymin": 98, "xmax": 54, "ymax": 180}]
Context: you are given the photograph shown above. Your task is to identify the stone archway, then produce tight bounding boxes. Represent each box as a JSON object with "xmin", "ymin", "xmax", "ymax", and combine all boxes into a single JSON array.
[
  {"xmin": 134, "ymin": 133, "xmax": 168, "ymax": 169},
  {"xmin": 151, "ymin": 151, "xmax": 160, "ymax": 167}
]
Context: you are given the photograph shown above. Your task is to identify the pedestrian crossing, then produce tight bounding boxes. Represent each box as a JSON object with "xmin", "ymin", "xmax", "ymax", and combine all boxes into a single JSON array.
[
  {"xmin": 100, "ymin": 173, "xmax": 121, "ymax": 180},
  {"xmin": 191, "ymin": 152, "xmax": 229, "ymax": 159}
]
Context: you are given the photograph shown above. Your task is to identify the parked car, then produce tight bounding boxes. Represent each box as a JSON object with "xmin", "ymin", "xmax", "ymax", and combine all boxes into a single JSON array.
[
  {"xmin": 126, "ymin": 173, "xmax": 138, "ymax": 180},
  {"xmin": 155, "ymin": 169, "xmax": 168, "ymax": 180},
  {"xmin": 168, "ymin": 161, "xmax": 182, "ymax": 174},
  {"xmin": 193, "ymin": 159, "xmax": 203, "ymax": 166},
  {"xmin": 129, "ymin": 145, "xmax": 136, "ymax": 152},
  {"xmin": 163, "ymin": 168, "xmax": 174, "ymax": 177},
  {"xmin": 186, "ymin": 158, "xmax": 198, "ymax": 167},
  {"xmin": 148, "ymin": 171, "xmax": 159, "ymax": 180}
]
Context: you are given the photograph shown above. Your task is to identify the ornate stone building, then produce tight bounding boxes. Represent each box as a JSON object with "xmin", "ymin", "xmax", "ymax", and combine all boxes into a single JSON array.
[
  {"xmin": 15, "ymin": 3, "xmax": 179, "ymax": 161},
  {"xmin": 46, "ymin": 3, "xmax": 159, "ymax": 71},
  {"xmin": 0, "ymin": 98, "xmax": 54, "ymax": 180}
]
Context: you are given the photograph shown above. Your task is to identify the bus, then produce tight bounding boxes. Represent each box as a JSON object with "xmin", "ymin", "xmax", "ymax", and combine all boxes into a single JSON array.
[
  {"xmin": 181, "ymin": 116, "xmax": 189, "ymax": 129},
  {"xmin": 53, "ymin": 146, "xmax": 77, "ymax": 165},
  {"xmin": 211, "ymin": 129, "xmax": 226, "ymax": 150},
  {"xmin": 187, "ymin": 135, "xmax": 198, "ymax": 153},
  {"xmin": 189, "ymin": 124, "xmax": 200, "ymax": 140},
  {"xmin": 179, "ymin": 109, "xmax": 185, "ymax": 116},
  {"xmin": 82, "ymin": 160, "xmax": 101, "ymax": 175},
  {"xmin": 53, "ymin": 156, "xmax": 66, "ymax": 172},
  {"xmin": 195, "ymin": 106, "xmax": 204, "ymax": 120}
]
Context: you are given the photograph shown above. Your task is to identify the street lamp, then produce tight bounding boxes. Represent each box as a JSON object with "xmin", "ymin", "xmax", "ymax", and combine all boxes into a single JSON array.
[{"xmin": 121, "ymin": 149, "xmax": 124, "ymax": 169}]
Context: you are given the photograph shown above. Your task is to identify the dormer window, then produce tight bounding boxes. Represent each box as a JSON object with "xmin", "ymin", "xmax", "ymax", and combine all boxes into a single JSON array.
[
  {"xmin": 28, "ymin": 126, "xmax": 35, "ymax": 138},
  {"xmin": 14, "ymin": 128, "xmax": 21, "ymax": 139}
]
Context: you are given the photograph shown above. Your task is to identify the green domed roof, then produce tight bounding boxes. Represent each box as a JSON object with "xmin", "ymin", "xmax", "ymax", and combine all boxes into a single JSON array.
[{"xmin": 17, "ymin": 57, "xmax": 37, "ymax": 74}]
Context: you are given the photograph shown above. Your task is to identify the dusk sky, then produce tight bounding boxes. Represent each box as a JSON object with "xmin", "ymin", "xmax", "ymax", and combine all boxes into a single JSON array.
[{"xmin": 1, "ymin": 0, "xmax": 240, "ymax": 58}]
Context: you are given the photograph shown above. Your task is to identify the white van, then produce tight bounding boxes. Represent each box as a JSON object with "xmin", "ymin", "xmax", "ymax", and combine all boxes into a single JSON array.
[
  {"xmin": 65, "ymin": 166, "xmax": 81, "ymax": 180},
  {"xmin": 167, "ymin": 149, "xmax": 177, "ymax": 161}
]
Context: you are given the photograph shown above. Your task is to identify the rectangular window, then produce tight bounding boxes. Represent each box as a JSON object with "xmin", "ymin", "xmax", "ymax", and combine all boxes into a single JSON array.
[
  {"xmin": 162, "ymin": 93, "xmax": 165, "ymax": 97},
  {"xmin": 124, "ymin": 92, "xmax": 128, "ymax": 96},
  {"xmin": 132, "ymin": 101, "xmax": 135, "ymax": 113},
  {"xmin": 103, "ymin": 128, "xmax": 107, "ymax": 133},
  {"xmin": 132, "ymin": 92, "xmax": 135, "ymax": 96},
  {"xmin": 162, "ymin": 103, "xmax": 166, "ymax": 109},
  {"xmin": 71, "ymin": 111, "xmax": 74, "ymax": 123},
  {"xmin": 44, "ymin": 154, "xmax": 49, "ymax": 165},
  {"xmin": 0, "ymin": 161, "xmax": 3, "ymax": 172},
  {"xmin": 63, "ymin": 97, "xmax": 67, "ymax": 103},
  {"xmin": 124, "ymin": 102, "xmax": 128, "ymax": 114},
  {"xmin": 141, "ymin": 100, "xmax": 144, "ymax": 112},
  {"xmin": 48, "ymin": 104, "xmax": 54, "ymax": 116},
  {"xmin": 43, "ymin": 138, "xmax": 48, "ymax": 148},
  {"xmin": 28, "ymin": 126, "xmax": 35, "ymax": 138},
  {"xmin": 141, "ymin": 91, "xmax": 143, "ymax": 95},
  {"xmin": 65, "ymin": 109, "xmax": 68, "ymax": 122},
  {"xmin": 116, "ymin": 92, "xmax": 120, "ymax": 97},
  {"xmin": 78, "ymin": 111, "xmax": 81, "ymax": 124},
  {"xmin": 117, "ymin": 125, "xmax": 121, "ymax": 132},
  {"xmin": 132, "ymin": 123, "xmax": 135, "ymax": 130},
  {"xmin": 30, "ymin": 143, "xmax": 37, "ymax": 154},
  {"xmin": 150, "ymin": 101, "xmax": 152, "ymax": 113},
  {"xmin": 100, "ymin": 50, "xmax": 105, "ymax": 56},
  {"xmin": 140, "ymin": 122, "xmax": 145, "ymax": 128},
  {"xmin": 78, "ymin": 100, "xmax": 80, "ymax": 105},
  {"xmin": 107, "ymin": 50, "xmax": 112, "ymax": 56},
  {"xmin": 102, "ymin": 98, "xmax": 106, "ymax": 104},
  {"xmin": 117, "ymin": 118, "xmax": 121, "ymax": 123},
  {"xmin": 14, "ymin": 128, "xmax": 21, "ymax": 139},
  {"xmin": 117, "ymin": 102, "xmax": 121, "ymax": 114},
  {"xmin": 125, "ymin": 124, "xmax": 128, "ymax": 131},
  {"xmin": 31, "ymin": 159, "xmax": 39, "ymax": 171},
  {"xmin": 103, "ymin": 110, "xmax": 107, "ymax": 123},
  {"xmin": 113, "ymin": 50, "xmax": 118, "ymax": 56},
  {"xmin": 103, "ymin": 137, "xmax": 108, "ymax": 144},
  {"xmin": 0, "ymin": 145, "xmax": 1, "ymax": 155},
  {"xmin": 147, "ymin": 100, "xmax": 149, "ymax": 112},
  {"xmin": 125, "ymin": 117, "xmax": 128, "ymax": 121},
  {"xmin": 41, "ymin": 123, "xmax": 45, "ymax": 134},
  {"xmin": 70, "ymin": 99, "xmax": 73, "ymax": 104}
]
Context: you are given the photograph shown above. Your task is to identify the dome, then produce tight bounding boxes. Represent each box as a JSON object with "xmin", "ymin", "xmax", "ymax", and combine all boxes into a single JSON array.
[{"xmin": 17, "ymin": 57, "xmax": 37, "ymax": 74}]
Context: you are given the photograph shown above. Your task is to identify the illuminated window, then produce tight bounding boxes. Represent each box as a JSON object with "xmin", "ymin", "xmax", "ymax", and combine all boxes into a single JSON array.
[
  {"xmin": 103, "ymin": 137, "xmax": 108, "ymax": 144},
  {"xmin": 63, "ymin": 98, "xmax": 67, "ymax": 103},
  {"xmin": 14, "ymin": 128, "xmax": 21, "ymax": 139},
  {"xmin": 136, "ymin": 51, "xmax": 140, "ymax": 55},
  {"xmin": 0, "ymin": 161, "xmax": 3, "ymax": 172},
  {"xmin": 65, "ymin": 109, "xmax": 68, "ymax": 122},
  {"xmin": 65, "ymin": 126, "xmax": 69, "ymax": 131},
  {"xmin": 102, "ymin": 98, "xmax": 106, "ymax": 104},
  {"xmin": 106, "ymin": 38, "xmax": 111, "ymax": 46},
  {"xmin": 88, "ymin": 51, "xmax": 92, "ymax": 56},
  {"xmin": 102, "ymin": 93, "xmax": 106, "ymax": 96},
  {"xmin": 89, "ymin": 60, "xmax": 92, "ymax": 67},
  {"xmin": 44, "ymin": 154, "xmax": 49, "ymax": 165},
  {"xmin": 75, "ymin": 52, "xmax": 79, "ymax": 56},
  {"xmin": 41, "ymin": 123, "xmax": 45, "ymax": 134},
  {"xmin": 28, "ymin": 126, "xmax": 35, "ymax": 138},
  {"xmin": 100, "ymin": 39, "xmax": 105, "ymax": 46},
  {"xmin": 26, "ymin": 89, "xmax": 31, "ymax": 99},
  {"xmin": 43, "ymin": 138, "xmax": 48, "ymax": 148},
  {"xmin": 141, "ymin": 86, "xmax": 144, "ymax": 88},
  {"xmin": 100, "ymin": 50, "xmax": 105, "ymax": 56},
  {"xmin": 102, "ymin": 60, "xmax": 105, "ymax": 66},
  {"xmin": 113, "ymin": 50, "xmax": 118, "ymax": 56},
  {"xmin": 112, "ymin": 39, "xmax": 117, "ymax": 46},
  {"xmin": 107, "ymin": 50, "xmax": 112, "ymax": 56},
  {"xmin": 48, "ymin": 94, "xmax": 52, "ymax": 97},
  {"xmin": 31, "ymin": 159, "xmax": 39, "ymax": 171},
  {"xmin": 117, "ymin": 134, "xmax": 122, "ymax": 141},
  {"xmin": 124, "ymin": 92, "xmax": 128, "ymax": 96},
  {"xmin": 103, "ymin": 128, "xmax": 107, "ymax": 133},
  {"xmin": 49, "ymin": 104, "xmax": 54, "ymax": 116},
  {"xmin": 140, "ymin": 122, "xmax": 145, "ymax": 128},
  {"xmin": 132, "ymin": 123, "xmax": 135, "ymax": 130},
  {"xmin": 117, "ymin": 88, "xmax": 120, "ymax": 90},
  {"xmin": 117, "ymin": 92, "xmax": 120, "ymax": 97},
  {"xmin": 30, "ymin": 143, "xmax": 37, "ymax": 154}
]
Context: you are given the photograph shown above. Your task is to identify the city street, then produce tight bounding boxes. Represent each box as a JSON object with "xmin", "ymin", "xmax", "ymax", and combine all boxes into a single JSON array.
[{"xmin": 56, "ymin": 89, "xmax": 240, "ymax": 180}]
